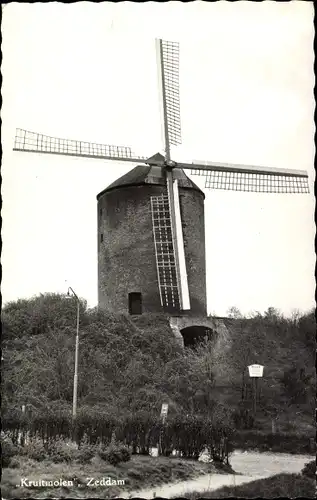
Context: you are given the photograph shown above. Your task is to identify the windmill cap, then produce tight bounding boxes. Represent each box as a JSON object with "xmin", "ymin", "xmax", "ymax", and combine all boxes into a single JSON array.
[{"xmin": 97, "ymin": 165, "xmax": 205, "ymax": 199}]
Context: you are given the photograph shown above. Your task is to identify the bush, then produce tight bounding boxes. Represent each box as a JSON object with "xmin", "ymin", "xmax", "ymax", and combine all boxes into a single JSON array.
[
  {"xmin": 10, "ymin": 435, "xmax": 97, "ymax": 464},
  {"xmin": 8, "ymin": 457, "xmax": 20, "ymax": 468},
  {"xmin": 76, "ymin": 442, "xmax": 97, "ymax": 463},
  {"xmin": 1, "ymin": 436, "xmax": 18, "ymax": 467},
  {"xmin": 98, "ymin": 442, "xmax": 131, "ymax": 465},
  {"xmin": 119, "ymin": 445, "xmax": 131, "ymax": 462},
  {"xmin": 21, "ymin": 437, "xmax": 78, "ymax": 463},
  {"xmin": 162, "ymin": 415, "xmax": 232, "ymax": 463},
  {"xmin": 232, "ymin": 408, "xmax": 254, "ymax": 430},
  {"xmin": 22, "ymin": 439, "xmax": 49, "ymax": 461},
  {"xmin": 46, "ymin": 437, "xmax": 78, "ymax": 463},
  {"xmin": 302, "ymin": 460, "xmax": 316, "ymax": 479}
]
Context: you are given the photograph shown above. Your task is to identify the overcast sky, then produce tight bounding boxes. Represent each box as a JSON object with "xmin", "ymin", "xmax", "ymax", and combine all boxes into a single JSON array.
[{"xmin": 2, "ymin": 1, "xmax": 315, "ymax": 316}]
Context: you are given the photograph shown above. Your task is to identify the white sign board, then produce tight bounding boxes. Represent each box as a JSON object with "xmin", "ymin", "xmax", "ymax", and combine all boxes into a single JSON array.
[
  {"xmin": 248, "ymin": 364, "xmax": 264, "ymax": 378},
  {"xmin": 160, "ymin": 403, "xmax": 168, "ymax": 417}
]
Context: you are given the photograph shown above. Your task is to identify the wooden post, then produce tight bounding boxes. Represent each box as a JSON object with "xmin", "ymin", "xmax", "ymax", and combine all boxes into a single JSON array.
[
  {"xmin": 271, "ymin": 418, "xmax": 276, "ymax": 434},
  {"xmin": 253, "ymin": 378, "xmax": 258, "ymax": 417},
  {"xmin": 158, "ymin": 404, "xmax": 168, "ymax": 456},
  {"xmin": 241, "ymin": 369, "xmax": 245, "ymax": 401}
]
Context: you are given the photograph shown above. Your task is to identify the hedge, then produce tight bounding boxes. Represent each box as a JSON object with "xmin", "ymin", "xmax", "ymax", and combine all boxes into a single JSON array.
[{"xmin": 2, "ymin": 411, "xmax": 232, "ymax": 464}]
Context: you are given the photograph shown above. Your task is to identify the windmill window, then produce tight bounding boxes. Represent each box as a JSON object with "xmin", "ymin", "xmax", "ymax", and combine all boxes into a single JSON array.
[
  {"xmin": 99, "ymin": 208, "xmax": 103, "ymax": 217},
  {"xmin": 100, "ymin": 233, "xmax": 103, "ymax": 243},
  {"xmin": 128, "ymin": 292, "xmax": 142, "ymax": 315}
]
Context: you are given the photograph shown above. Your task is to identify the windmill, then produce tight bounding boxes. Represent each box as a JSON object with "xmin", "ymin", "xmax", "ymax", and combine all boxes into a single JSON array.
[{"xmin": 13, "ymin": 39, "xmax": 309, "ymax": 317}]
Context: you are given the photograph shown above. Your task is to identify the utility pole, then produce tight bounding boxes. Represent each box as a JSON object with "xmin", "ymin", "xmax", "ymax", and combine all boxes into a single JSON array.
[
  {"xmin": 73, "ymin": 298, "xmax": 80, "ymax": 420},
  {"xmin": 66, "ymin": 287, "xmax": 80, "ymax": 439}
]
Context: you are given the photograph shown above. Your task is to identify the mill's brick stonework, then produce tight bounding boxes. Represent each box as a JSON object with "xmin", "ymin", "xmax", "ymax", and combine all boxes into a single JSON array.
[{"xmin": 97, "ymin": 165, "xmax": 207, "ymax": 316}]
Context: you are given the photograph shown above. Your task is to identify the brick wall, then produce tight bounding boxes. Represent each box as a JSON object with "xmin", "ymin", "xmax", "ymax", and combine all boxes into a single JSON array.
[{"xmin": 97, "ymin": 183, "xmax": 206, "ymax": 316}]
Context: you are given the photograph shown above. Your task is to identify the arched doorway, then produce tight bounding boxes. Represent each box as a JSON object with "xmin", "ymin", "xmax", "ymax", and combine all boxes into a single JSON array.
[{"xmin": 180, "ymin": 326, "xmax": 215, "ymax": 347}]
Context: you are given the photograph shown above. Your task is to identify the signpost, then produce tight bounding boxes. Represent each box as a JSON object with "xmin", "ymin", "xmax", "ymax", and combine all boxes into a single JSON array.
[
  {"xmin": 248, "ymin": 364, "xmax": 264, "ymax": 378},
  {"xmin": 248, "ymin": 364, "xmax": 264, "ymax": 417},
  {"xmin": 159, "ymin": 403, "xmax": 168, "ymax": 455},
  {"xmin": 160, "ymin": 403, "xmax": 168, "ymax": 423},
  {"xmin": 18, "ymin": 405, "xmax": 26, "ymax": 445}
]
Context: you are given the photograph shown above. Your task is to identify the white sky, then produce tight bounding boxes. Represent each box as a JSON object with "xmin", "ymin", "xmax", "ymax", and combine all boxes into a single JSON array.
[{"xmin": 1, "ymin": 1, "xmax": 315, "ymax": 316}]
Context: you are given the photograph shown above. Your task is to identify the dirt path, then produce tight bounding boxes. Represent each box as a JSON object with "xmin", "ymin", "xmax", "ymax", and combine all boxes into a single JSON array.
[{"xmin": 119, "ymin": 451, "xmax": 313, "ymax": 499}]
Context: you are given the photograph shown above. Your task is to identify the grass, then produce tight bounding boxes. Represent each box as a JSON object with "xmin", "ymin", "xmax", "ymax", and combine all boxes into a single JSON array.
[
  {"xmin": 181, "ymin": 473, "xmax": 316, "ymax": 498},
  {"xmin": 1, "ymin": 454, "xmax": 231, "ymax": 499}
]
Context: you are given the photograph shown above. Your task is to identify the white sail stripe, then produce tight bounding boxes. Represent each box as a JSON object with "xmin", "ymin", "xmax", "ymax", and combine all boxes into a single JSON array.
[{"xmin": 172, "ymin": 180, "xmax": 190, "ymax": 310}]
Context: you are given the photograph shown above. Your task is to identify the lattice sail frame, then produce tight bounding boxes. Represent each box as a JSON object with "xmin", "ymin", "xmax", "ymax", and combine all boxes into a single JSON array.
[
  {"xmin": 160, "ymin": 40, "xmax": 182, "ymax": 147},
  {"xmin": 14, "ymin": 129, "xmax": 147, "ymax": 163},
  {"xmin": 156, "ymin": 39, "xmax": 182, "ymax": 163},
  {"xmin": 150, "ymin": 194, "xmax": 180, "ymax": 311},
  {"xmin": 189, "ymin": 168, "xmax": 309, "ymax": 194}
]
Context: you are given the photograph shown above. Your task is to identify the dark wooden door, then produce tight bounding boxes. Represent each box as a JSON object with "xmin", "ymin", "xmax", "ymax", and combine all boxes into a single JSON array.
[{"xmin": 129, "ymin": 292, "xmax": 142, "ymax": 315}]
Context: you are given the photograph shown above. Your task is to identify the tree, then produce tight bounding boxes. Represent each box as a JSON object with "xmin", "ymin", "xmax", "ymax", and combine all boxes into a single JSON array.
[
  {"xmin": 2, "ymin": 294, "xmax": 219, "ymax": 419},
  {"xmin": 227, "ymin": 306, "xmax": 243, "ymax": 319},
  {"xmin": 281, "ymin": 366, "xmax": 313, "ymax": 405}
]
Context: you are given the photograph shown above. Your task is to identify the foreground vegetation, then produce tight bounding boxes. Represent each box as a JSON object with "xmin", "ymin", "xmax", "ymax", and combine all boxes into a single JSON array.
[
  {"xmin": 2, "ymin": 293, "xmax": 315, "ymax": 435},
  {"xmin": 2, "ymin": 293, "xmax": 231, "ymax": 419},
  {"xmin": 1, "ymin": 294, "xmax": 315, "ymax": 497},
  {"xmin": 1, "ymin": 452, "xmax": 231, "ymax": 499},
  {"xmin": 184, "ymin": 473, "xmax": 316, "ymax": 498}
]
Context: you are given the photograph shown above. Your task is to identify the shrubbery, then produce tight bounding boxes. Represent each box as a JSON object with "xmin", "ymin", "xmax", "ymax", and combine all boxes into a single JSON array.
[
  {"xmin": 4, "ymin": 404, "xmax": 233, "ymax": 463},
  {"xmin": 98, "ymin": 442, "xmax": 131, "ymax": 465},
  {"xmin": 76, "ymin": 441, "xmax": 96, "ymax": 464},
  {"xmin": 302, "ymin": 460, "xmax": 316, "ymax": 479},
  {"xmin": 2, "ymin": 431, "xmax": 133, "ymax": 466},
  {"xmin": 21, "ymin": 439, "xmax": 48, "ymax": 461},
  {"xmin": 3, "ymin": 293, "xmax": 315, "ymax": 448},
  {"xmin": 47, "ymin": 437, "xmax": 78, "ymax": 463},
  {"xmin": 10, "ymin": 436, "xmax": 96, "ymax": 464},
  {"xmin": 1, "ymin": 435, "xmax": 18, "ymax": 467},
  {"xmin": 7, "ymin": 457, "xmax": 20, "ymax": 468},
  {"xmin": 3, "ymin": 411, "xmax": 232, "ymax": 466},
  {"xmin": 232, "ymin": 407, "xmax": 254, "ymax": 430},
  {"xmin": 3, "ymin": 293, "xmax": 314, "ymax": 469}
]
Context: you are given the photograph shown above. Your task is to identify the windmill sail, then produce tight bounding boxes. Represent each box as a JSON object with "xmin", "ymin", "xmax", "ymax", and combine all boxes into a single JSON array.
[
  {"xmin": 14, "ymin": 129, "xmax": 147, "ymax": 164},
  {"xmin": 179, "ymin": 160, "xmax": 309, "ymax": 194},
  {"xmin": 150, "ymin": 193, "xmax": 180, "ymax": 311},
  {"xmin": 155, "ymin": 38, "xmax": 190, "ymax": 311},
  {"xmin": 156, "ymin": 39, "xmax": 182, "ymax": 161}
]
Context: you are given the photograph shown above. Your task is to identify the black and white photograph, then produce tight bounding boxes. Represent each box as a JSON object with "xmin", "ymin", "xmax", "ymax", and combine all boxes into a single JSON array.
[{"xmin": 1, "ymin": 2, "xmax": 315, "ymax": 498}]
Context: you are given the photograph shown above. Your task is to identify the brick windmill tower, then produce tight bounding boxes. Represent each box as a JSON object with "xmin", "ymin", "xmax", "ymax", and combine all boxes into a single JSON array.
[{"xmin": 13, "ymin": 39, "xmax": 309, "ymax": 346}]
